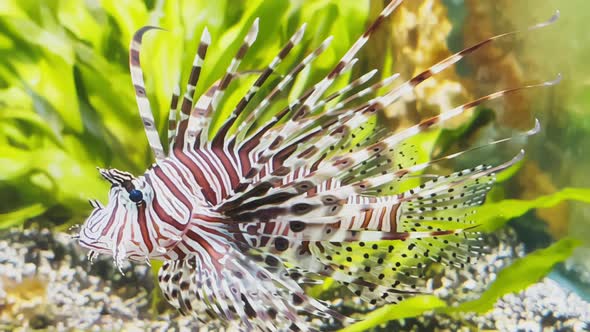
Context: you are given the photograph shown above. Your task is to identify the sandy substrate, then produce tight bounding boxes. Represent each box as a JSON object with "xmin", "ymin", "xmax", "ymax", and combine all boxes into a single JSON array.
[{"xmin": 0, "ymin": 229, "xmax": 587, "ymax": 331}]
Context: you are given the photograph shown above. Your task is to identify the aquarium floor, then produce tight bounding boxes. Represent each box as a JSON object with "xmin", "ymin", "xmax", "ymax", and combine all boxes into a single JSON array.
[{"xmin": 0, "ymin": 229, "xmax": 587, "ymax": 331}]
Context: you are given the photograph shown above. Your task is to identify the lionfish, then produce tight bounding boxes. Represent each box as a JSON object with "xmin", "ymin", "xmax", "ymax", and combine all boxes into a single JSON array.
[{"xmin": 77, "ymin": 1, "xmax": 559, "ymax": 330}]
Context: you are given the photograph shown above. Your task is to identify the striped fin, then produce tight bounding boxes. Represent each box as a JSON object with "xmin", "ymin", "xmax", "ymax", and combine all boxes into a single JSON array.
[
  {"xmin": 254, "ymin": 56, "xmax": 363, "ymax": 145},
  {"xmin": 339, "ymin": 117, "xmax": 541, "ymax": 189},
  {"xmin": 312, "ymin": 77, "xmax": 560, "ymax": 182},
  {"xmin": 234, "ymin": 72, "xmax": 400, "ymax": 178},
  {"xmin": 229, "ymin": 116, "xmax": 538, "ymax": 219},
  {"xmin": 232, "ymin": 54, "xmax": 360, "ymax": 183},
  {"xmin": 366, "ymin": 119, "xmax": 541, "ymax": 189},
  {"xmin": 225, "ymin": 160, "xmax": 511, "ymax": 306},
  {"xmin": 309, "ymin": 72, "xmax": 400, "ymax": 117},
  {"xmin": 223, "ymin": 152, "xmax": 525, "ymax": 307},
  {"xmin": 224, "ymin": 151, "xmax": 521, "ymax": 233},
  {"xmin": 374, "ymin": 10, "xmax": 560, "ymax": 110},
  {"xmin": 186, "ymin": 19, "xmax": 260, "ymax": 148},
  {"xmin": 305, "ymin": 68, "xmax": 379, "ymax": 116},
  {"xmin": 306, "ymin": 166, "xmax": 494, "ymax": 303},
  {"xmin": 218, "ymin": 68, "xmax": 552, "ymax": 225},
  {"xmin": 255, "ymin": 10, "xmax": 560, "ymax": 174},
  {"xmin": 252, "ymin": 58, "xmax": 362, "ymax": 157},
  {"xmin": 167, "ymin": 84, "xmax": 180, "ymax": 152},
  {"xmin": 297, "ymin": 0, "xmax": 405, "ymax": 113},
  {"xmin": 174, "ymin": 27, "xmax": 211, "ymax": 150},
  {"xmin": 158, "ymin": 247, "xmax": 349, "ymax": 331},
  {"xmin": 233, "ymin": 36, "xmax": 334, "ymax": 147},
  {"xmin": 243, "ymin": 70, "xmax": 399, "ymax": 156},
  {"xmin": 243, "ymin": 10, "xmax": 560, "ymax": 179},
  {"xmin": 225, "ymin": 77, "xmax": 540, "ymax": 207},
  {"xmin": 182, "ymin": 28, "xmax": 211, "ymax": 119},
  {"xmin": 253, "ymin": 0, "xmax": 405, "ymax": 159},
  {"xmin": 211, "ymin": 23, "xmax": 307, "ymax": 148},
  {"xmin": 129, "ymin": 26, "xmax": 166, "ymax": 161}
]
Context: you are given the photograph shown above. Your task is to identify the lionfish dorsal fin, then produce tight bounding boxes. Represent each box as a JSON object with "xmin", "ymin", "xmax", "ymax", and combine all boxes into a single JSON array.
[
  {"xmin": 185, "ymin": 18, "xmax": 260, "ymax": 149},
  {"xmin": 211, "ymin": 23, "xmax": 307, "ymax": 149},
  {"xmin": 129, "ymin": 26, "xmax": 166, "ymax": 162},
  {"xmin": 167, "ymin": 83, "xmax": 180, "ymax": 152},
  {"xmin": 173, "ymin": 27, "xmax": 211, "ymax": 151}
]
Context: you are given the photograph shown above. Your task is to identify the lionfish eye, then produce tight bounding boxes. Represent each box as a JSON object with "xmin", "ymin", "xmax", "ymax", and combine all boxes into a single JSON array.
[{"xmin": 129, "ymin": 189, "xmax": 144, "ymax": 203}]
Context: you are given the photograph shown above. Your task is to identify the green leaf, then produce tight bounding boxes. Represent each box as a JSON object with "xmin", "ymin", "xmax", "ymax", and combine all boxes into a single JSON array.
[
  {"xmin": 0, "ymin": 203, "xmax": 46, "ymax": 230},
  {"xmin": 0, "ymin": 102, "xmax": 62, "ymax": 146},
  {"xmin": 443, "ymin": 237, "xmax": 581, "ymax": 314},
  {"xmin": 476, "ymin": 187, "xmax": 590, "ymax": 232},
  {"xmin": 340, "ymin": 295, "xmax": 446, "ymax": 332},
  {"xmin": 0, "ymin": 0, "xmax": 27, "ymax": 19},
  {"xmin": 149, "ymin": 259, "xmax": 164, "ymax": 315},
  {"xmin": 57, "ymin": 0, "xmax": 103, "ymax": 49},
  {"xmin": 343, "ymin": 238, "xmax": 580, "ymax": 330},
  {"xmin": 0, "ymin": 16, "xmax": 74, "ymax": 64},
  {"xmin": 32, "ymin": 147, "xmax": 109, "ymax": 212},
  {"xmin": 99, "ymin": 0, "xmax": 148, "ymax": 49},
  {"xmin": 5, "ymin": 50, "xmax": 81, "ymax": 132},
  {"xmin": 0, "ymin": 145, "xmax": 36, "ymax": 180}
]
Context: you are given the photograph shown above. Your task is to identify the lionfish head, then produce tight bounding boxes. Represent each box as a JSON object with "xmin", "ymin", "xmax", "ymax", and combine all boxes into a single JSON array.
[{"xmin": 78, "ymin": 168, "xmax": 157, "ymax": 268}]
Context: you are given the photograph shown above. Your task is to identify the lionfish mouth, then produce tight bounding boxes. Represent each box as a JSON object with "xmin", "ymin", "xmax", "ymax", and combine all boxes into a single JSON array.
[
  {"xmin": 70, "ymin": 226, "xmax": 103, "ymax": 257},
  {"xmin": 78, "ymin": 237, "xmax": 129, "ymax": 273}
]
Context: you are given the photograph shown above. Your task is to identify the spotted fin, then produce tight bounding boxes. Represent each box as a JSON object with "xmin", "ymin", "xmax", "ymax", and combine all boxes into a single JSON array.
[{"xmin": 157, "ymin": 246, "xmax": 354, "ymax": 331}]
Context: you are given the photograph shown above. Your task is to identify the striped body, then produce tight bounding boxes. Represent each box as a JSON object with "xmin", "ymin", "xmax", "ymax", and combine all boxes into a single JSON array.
[{"xmin": 78, "ymin": 1, "xmax": 559, "ymax": 330}]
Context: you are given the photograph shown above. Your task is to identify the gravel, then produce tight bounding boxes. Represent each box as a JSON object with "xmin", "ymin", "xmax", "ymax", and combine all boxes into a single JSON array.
[
  {"xmin": 0, "ymin": 229, "xmax": 203, "ymax": 331},
  {"xmin": 0, "ymin": 228, "xmax": 588, "ymax": 331}
]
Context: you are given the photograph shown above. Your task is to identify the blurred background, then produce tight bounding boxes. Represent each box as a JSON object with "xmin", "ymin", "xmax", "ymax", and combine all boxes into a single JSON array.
[{"xmin": 0, "ymin": 0, "xmax": 588, "ymax": 330}]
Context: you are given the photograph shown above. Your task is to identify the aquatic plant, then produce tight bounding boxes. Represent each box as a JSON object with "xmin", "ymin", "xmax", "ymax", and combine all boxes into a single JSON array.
[
  {"xmin": 0, "ymin": 0, "xmax": 372, "ymax": 228},
  {"xmin": 0, "ymin": 0, "xmax": 587, "ymax": 330}
]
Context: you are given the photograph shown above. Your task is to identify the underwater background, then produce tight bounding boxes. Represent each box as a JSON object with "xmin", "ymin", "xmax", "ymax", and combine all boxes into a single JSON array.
[{"xmin": 0, "ymin": 0, "xmax": 588, "ymax": 330}]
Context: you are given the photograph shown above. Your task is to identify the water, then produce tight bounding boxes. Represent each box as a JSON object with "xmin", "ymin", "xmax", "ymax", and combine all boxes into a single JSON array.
[{"xmin": 0, "ymin": 1, "xmax": 588, "ymax": 330}]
